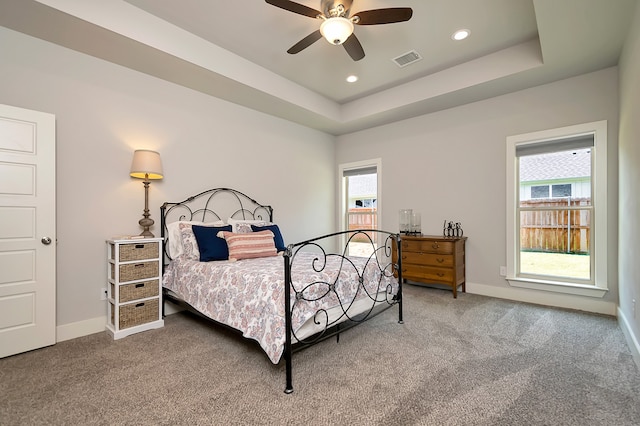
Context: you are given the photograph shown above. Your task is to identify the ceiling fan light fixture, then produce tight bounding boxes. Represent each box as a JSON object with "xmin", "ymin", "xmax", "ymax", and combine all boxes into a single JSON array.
[{"xmin": 320, "ymin": 17, "xmax": 354, "ymax": 45}]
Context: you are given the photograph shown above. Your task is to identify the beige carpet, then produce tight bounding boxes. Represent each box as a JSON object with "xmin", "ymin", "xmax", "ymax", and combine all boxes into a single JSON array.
[{"xmin": 1, "ymin": 284, "xmax": 639, "ymax": 425}]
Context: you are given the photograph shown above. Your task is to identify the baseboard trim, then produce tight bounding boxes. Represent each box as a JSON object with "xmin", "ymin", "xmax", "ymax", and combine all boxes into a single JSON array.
[
  {"xmin": 56, "ymin": 303, "xmax": 184, "ymax": 343},
  {"xmin": 467, "ymin": 281, "xmax": 617, "ymax": 315},
  {"xmin": 617, "ymin": 307, "xmax": 640, "ymax": 370},
  {"xmin": 56, "ymin": 316, "xmax": 106, "ymax": 342}
]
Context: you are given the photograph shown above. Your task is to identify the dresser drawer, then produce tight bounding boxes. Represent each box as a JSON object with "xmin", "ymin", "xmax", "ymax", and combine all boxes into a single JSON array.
[
  {"xmin": 402, "ymin": 240, "xmax": 454, "ymax": 255},
  {"xmin": 111, "ymin": 261, "xmax": 159, "ymax": 282},
  {"xmin": 112, "ymin": 241, "xmax": 159, "ymax": 261},
  {"xmin": 402, "ymin": 252, "xmax": 454, "ymax": 268},
  {"xmin": 402, "ymin": 264, "xmax": 454, "ymax": 284}
]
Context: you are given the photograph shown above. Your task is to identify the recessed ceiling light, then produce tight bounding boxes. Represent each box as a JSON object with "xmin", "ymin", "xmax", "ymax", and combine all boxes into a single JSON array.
[
  {"xmin": 346, "ymin": 75, "xmax": 358, "ymax": 83},
  {"xmin": 452, "ymin": 29, "xmax": 470, "ymax": 41}
]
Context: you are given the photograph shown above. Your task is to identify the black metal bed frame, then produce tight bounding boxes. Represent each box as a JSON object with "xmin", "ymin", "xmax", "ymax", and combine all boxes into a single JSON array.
[{"xmin": 160, "ymin": 187, "xmax": 403, "ymax": 393}]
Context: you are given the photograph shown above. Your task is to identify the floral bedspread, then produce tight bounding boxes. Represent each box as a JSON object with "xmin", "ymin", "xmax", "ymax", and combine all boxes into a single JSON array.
[{"xmin": 162, "ymin": 252, "xmax": 398, "ymax": 363}]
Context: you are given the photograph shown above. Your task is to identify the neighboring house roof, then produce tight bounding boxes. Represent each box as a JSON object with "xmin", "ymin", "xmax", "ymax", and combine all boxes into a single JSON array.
[
  {"xmin": 520, "ymin": 149, "xmax": 591, "ymax": 182},
  {"xmin": 348, "ymin": 174, "xmax": 377, "ymax": 198}
]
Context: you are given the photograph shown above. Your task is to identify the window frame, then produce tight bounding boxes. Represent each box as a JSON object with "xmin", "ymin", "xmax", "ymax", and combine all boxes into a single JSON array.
[
  {"xmin": 338, "ymin": 159, "xmax": 382, "ymax": 251},
  {"xmin": 506, "ymin": 121, "xmax": 608, "ymax": 298}
]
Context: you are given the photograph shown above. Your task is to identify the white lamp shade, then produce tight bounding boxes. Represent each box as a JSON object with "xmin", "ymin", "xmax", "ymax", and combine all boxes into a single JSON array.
[
  {"xmin": 130, "ymin": 149, "xmax": 163, "ymax": 179},
  {"xmin": 320, "ymin": 17, "xmax": 354, "ymax": 45}
]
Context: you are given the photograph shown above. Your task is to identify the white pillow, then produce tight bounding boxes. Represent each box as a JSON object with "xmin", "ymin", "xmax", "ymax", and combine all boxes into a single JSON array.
[
  {"xmin": 226, "ymin": 217, "xmax": 270, "ymax": 233},
  {"xmin": 167, "ymin": 220, "xmax": 224, "ymax": 258}
]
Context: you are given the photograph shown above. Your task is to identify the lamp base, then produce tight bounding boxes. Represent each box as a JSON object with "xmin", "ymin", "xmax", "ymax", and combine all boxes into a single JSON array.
[
  {"xmin": 138, "ymin": 179, "xmax": 155, "ymax": 237},
  {"xmin": 138, "ymin": 217, "xmax": 154, "ymax": 238}
]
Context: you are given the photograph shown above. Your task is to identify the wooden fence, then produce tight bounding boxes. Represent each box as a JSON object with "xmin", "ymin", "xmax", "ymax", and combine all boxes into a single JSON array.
[
  {"xmin": 348, "ymin": 208, "xmax": 377, "ymax": 242},
  {"xmin": 520, "ymin": 198, "xmax": 590, "ymax": 254}
]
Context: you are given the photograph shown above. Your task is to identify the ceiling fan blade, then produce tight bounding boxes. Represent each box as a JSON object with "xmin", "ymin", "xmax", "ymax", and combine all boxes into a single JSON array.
[
  {"xmin": 354, "ymin": 8, "xmax": 413, "ymax": 25},
  {"xmin": 265, "ymin": 0, "xmax": 322, "ymax": 19},
  {"xmin": 343, "ymin": 33, "xmax": 365, "ymax": 61},
  {"xmin": 287, "ymin": 30, "xmax": 323, "ymax": 54}
]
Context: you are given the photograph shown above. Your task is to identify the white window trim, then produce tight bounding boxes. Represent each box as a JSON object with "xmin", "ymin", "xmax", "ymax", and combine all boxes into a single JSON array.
[{"xmin": 506, "ymin": 121, "xmax": 608, "ymax": 298}]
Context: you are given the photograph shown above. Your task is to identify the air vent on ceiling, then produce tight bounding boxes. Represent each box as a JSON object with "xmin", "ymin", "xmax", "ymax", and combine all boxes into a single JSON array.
[{"xmin": 392, "ymin": 50, "xmax": 422, "ymax": 68}]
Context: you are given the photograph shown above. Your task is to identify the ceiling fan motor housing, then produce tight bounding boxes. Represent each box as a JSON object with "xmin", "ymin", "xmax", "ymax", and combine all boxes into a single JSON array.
[{"xmin": 322, "ymin": 0, "xmax": 352, "ymax": 18}]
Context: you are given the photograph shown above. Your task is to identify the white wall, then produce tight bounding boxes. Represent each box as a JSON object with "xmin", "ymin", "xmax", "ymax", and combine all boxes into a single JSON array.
[
  {"xmin": 0, "ymin": 27, "xmax": 336, "ymax": 338},
  {"xmin": 336, "ymin": 67, "xmax": 620, "ymax": 314},
  {"xmin": 618, "ymin": 1, "xmax": 640, "ymax": 364},
  {"xmin": 1, "ymin": 18, "xmax": 635, "ymax": 350}
]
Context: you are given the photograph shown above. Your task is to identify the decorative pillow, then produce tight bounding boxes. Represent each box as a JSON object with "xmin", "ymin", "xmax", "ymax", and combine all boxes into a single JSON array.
[
  {"xmin": 251, "ymin": 224, "xmax": 286, "ymax": 252},
  {"xmin": 167, "ymin": 220, "xmax": 224, "ymax": 258},
  {"xmin": 192, "ymin": 224, "xmax": 233, "ymax": 262},
  {"xmin": 227, "ymin": 217, "xmax": 270, "ymax": 234},
  {"xmin": 179, "ymin": 222, "xmax": 227, "ymax": 260},
  {"xmin": 217, "ymin": 230, "xmax": 277, "ymax": 261}
]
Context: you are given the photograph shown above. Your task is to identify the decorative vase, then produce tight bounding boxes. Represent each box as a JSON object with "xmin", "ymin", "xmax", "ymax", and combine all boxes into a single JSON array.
[{"xmin": 399, "ymin": 209, "xmax": 412, "ymax": 234}]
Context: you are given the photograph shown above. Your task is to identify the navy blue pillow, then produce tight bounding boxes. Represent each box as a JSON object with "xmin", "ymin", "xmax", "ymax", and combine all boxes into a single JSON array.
[
  {"xmin": 192, "ymin": 224, "xmax": 232, "ymax": 261},
  {"xmin": 251, "ymin": 224, "xmax": 286, "ymax": 252}
]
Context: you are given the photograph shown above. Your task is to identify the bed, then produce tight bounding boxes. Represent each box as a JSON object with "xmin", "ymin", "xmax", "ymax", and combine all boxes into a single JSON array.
[{"xmin": 160, "ymin": 187, "xmax": 403, "ymax": 393}]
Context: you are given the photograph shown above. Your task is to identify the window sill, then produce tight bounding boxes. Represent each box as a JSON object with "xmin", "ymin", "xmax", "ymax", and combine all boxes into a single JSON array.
[{"xmin": 506, "ymin": 277, "xmax": 608, "ymax": 298}]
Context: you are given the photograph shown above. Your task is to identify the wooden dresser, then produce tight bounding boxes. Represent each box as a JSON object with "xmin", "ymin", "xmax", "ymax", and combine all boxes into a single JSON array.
[{"xmin": 393, "ymin": 235, "xmax": 467, "ymax": 298}]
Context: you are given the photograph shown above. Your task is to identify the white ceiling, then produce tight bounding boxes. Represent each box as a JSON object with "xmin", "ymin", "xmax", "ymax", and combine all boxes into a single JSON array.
[{"xmin": 0, "ymin": 0, "xmax": 636, "ymax": 135}]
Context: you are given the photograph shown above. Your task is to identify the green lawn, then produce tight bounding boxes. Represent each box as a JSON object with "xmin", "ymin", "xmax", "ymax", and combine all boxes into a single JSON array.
[{"xmin": 520, "ymin": 251, "xmax": 590, "ymax": 279}]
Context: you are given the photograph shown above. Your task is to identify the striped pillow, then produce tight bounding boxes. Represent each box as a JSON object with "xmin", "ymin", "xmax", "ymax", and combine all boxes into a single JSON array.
[{"xmin": 217, "ymin": 230, "xmax": 277, "ymax": 261}]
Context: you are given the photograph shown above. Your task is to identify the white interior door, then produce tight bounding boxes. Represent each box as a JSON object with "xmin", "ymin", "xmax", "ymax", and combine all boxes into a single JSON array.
[{"xmin": 0, "ymin": 104, "xmax": 56, "ymax": 358}]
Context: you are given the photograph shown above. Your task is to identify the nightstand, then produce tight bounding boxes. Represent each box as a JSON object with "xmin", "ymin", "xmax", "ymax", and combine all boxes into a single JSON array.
[{"xmin": 106, "ymin": 237, "xmax": 164, "ymax": 339}]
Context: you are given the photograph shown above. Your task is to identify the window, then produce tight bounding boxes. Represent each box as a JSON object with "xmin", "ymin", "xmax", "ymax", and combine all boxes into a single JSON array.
[
  {"xmin": 531, "ymin": 185, "xmax": 549, "ymax": 198},
  {"xmin": 530, "ymin": 183, "xmax": 573, "ymax": 199},
  {"xmin": 506, "ymin": 121, "xmax": 608, "ymax": 297},
  {"xmin": 338, "ymin": 159, "xmax": 381, "ymax": 257},
  {"xmin": 355, "ymin": 198, "xmax": 376, "ymax": 208},
  {"xmin": 552, "ymin": 184, "xmax": 571, "ymax": 198}
]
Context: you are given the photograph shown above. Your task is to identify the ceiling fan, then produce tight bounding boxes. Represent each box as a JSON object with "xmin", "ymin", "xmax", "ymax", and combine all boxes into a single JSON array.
[{"xmin": 265, "ymin": 0, "xmax": 413, "ymax": 61}]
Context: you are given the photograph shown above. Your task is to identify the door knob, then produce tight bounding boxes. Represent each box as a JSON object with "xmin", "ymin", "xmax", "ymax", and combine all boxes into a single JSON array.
[{"xmin": 41, "ymin": 237, "xmax": 52, "ymax": 245}]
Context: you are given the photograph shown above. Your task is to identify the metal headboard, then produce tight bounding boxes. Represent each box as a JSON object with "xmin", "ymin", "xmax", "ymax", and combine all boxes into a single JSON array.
[{"xmin": 160, "ymin": 187, "xmax": 273, "ymax": 262}]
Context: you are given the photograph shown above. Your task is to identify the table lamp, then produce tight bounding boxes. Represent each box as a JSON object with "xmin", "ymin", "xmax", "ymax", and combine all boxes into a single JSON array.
[{"xmin": 130, "ymin": 149, "xmax": 163, "ymax": 237}]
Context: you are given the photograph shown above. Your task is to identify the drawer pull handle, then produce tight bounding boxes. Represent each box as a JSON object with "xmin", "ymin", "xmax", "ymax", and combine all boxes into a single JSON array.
[
  {"xmin": 437, "ymin": 273, "xmax": 445, "ymax": 277},
  {"xmin": 402, "ymin": 255, "xmax": 407, "ymax": 259},
  {"xmin": 134, "ymin": 263, "xmax": 145, "ymax": 268},
  {"xmin": 136, "ymin": 302, "xmax": 145, "ymax": 307},
  {"xmin": 432, "ymin": 243, "xmax": 440, "ymax": 249},
  {"xmin": 437, "ymin": 258, "xmax": 444, "ymax": 263},
  {"xmin": 418, "ymin": 252, "xmax": 424, "ymax": 256},
  {"xmin": 135, "ymin": 244, "xmax": 145, "ymax": 249},
  {"xmin": 135, "ymin": 283, "xmax": 145, "ymax": 288}
]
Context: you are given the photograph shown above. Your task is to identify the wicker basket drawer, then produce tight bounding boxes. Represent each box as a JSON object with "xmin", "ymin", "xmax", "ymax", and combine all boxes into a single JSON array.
[
  {"xmin": 112, "ymin": 241, "xmax": 159, "ymax": 261},
  {"xmin": 118, "ymin": 298, "xmax": 159, "ymax": 330},
  {"xmin": 112, "ymin": 261, "xmax": 159, "ymax": 282},
  {"xmin": 118, "ymin": 279, "xmax": 159, "ymax": 303}
]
